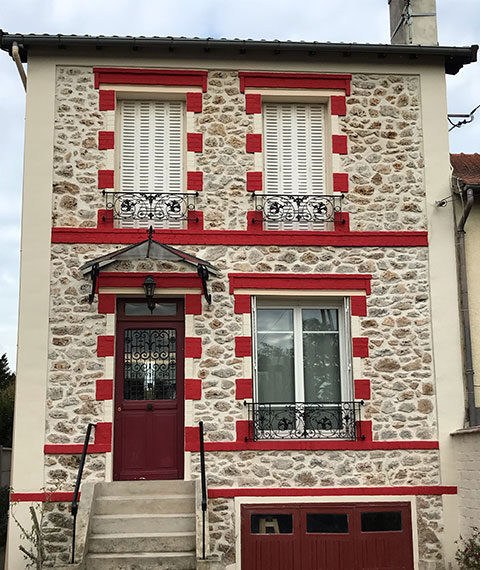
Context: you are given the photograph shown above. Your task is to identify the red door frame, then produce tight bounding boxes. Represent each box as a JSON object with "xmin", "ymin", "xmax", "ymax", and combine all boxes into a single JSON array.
[
  {"xmin": 113, "ymin": 298, "xmax": 185, "ymax": 481},
  {"xmin": 241, "ymin": 502, "xmax": 414, "ymax": 570}
]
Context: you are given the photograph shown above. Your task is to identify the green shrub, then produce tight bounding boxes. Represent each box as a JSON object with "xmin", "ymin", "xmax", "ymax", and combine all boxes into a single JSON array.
[
  {"xmin": 456, "ymin": 527, "xmax": 480, "ymax": 570},
  {"xmin": 0, "ymin": 486, "xmax": 10, "ymax": 547}
]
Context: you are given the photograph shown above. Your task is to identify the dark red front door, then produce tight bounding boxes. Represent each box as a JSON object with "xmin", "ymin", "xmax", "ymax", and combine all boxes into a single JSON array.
[{"xmin": 113, "ymin": 299, "xmax": 184, "ymax": 481}]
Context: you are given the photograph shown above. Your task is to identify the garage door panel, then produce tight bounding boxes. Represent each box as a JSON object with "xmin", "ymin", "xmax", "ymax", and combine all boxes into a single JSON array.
[{"xmin": 241, "ymin": 502, "xmax": 414, "ymax": 570}]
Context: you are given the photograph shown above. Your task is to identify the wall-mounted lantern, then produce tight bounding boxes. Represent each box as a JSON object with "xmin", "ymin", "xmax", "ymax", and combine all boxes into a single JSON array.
[{"xmin": 143, "ymin": 275, "xmax": 157, "ymax": 313}]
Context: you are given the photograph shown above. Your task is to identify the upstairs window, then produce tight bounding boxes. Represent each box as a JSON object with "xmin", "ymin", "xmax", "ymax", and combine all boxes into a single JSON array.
[
  {"xmin": 120, "ymin": 100, "xmax": 184, "ymax": 194},
  {"xmin": 263, "ymin": 103, "xmax": 327, "ymax": 230}
]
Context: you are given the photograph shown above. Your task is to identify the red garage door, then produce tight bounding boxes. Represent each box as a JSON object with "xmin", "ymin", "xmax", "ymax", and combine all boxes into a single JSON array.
[{"xmin": 241, "ymin": 503, "xmax": 414, "ymax": 570}]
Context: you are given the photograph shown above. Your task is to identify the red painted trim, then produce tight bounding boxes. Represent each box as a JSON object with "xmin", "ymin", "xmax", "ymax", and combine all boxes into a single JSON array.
[
  {"xmin": 208, "ymin": 486, "xmax": 457, "ymax": 498},
  {"xmin": 185, "ymin": 426, "xmax": 200, "ymax": 448},
  {"xmin": 185, "ymin": 378, "xmax": 202, "ymax": 400},
  {"xmin": 98, "ymin": 170, "xmax": 114, "ymax": 189},
  {"xmin": 44, "ymin": 444, "xmax": 111, "ymax": 454},
  {"xmin": 239, "ymin": 72, "xmax": 352, "ymax": 95},
  {"xmin": 187, "ymin": 171, "xmax": 203, "ymax": 191},
  {"xmin": 51, "ymin": 228, "xmax": 429, "ymax": 248},
  {"xmin": 185, "ymin": 294, "xmax": 202, "ymax": 315},
  {"xmin": 235, "ymin": 337, "xmax": 252, "ymax": 357},
  {"xmin": 185, "ymin": 337, "xmax": 202, "ymax": 358},
  {"xmin": 95, "ymin": 422, "xmax": 112, "ymax": 445},
  {"xmin": 186, "ymin": 92, "xmax": 203, "ymax": 113},
  {"xmin": 97, "ymin": 335, "xmax": 114, "ymax": 357},
  {"xmin": 234, "ymin": 295, "xmax": 251, "ymax": 314},
  {"xmin": 187, "ymin": 132, "xmax": 203, "ymax": 153},
  {"xmin": 94, "ymin": 68, "xmax": 208, "ymax": 91},
  {"xmin": 236, "ymin": 378, "xmax": 253, "ymax": 400},
  {"xmin": 355, "ymin": 379, "xmax": 371, "ymax": 400},
  {"xmin": 98, "ymin": 293, "xmax": 116, "ymax": 314},
  {"xmin": 11, "ymin": 492, "xmax": 78, "ymax": 502},
  {"xmin": 247, "ymin": 211, "xmax": 263, "ymax": 232},
  {"xmin": 229, "ymin": 273, "xmax": 372, "ymax": 295},
  {"xmin": 187, "ymin": 210, "xmax": 204, "ymax": 231},
  {"xmin": 187, "ymin": 439, "xmax": 440, "ymax": 452},
  {"xmin": 246, "ymin": 171, "xmax": 263, "ymax": 192},
  {"xmin": 97, "ymin": 272, "xmax": 201, "ymax": 290},
  {"xmin": 96, "ymin": 379, "xmax": 114, "ymax": 401},
  {"xmin": 97, "ymin": 209, "xmax": 114, "ymax": 229},
  {"xmin": 98, "ymin": 131, "xmax": 115, "ymax": 150},
  {"xmin": 331, "ymin": 95, "xmax": 347, "ymax": 116},
  {"xmin": 358, "ymin": 420, "xmax": 373, "ymax": 442},
  {"xmin": 99, "ymin": 90, "xmax": 115, "ymax": 111},
  {"xmin": 333, "ymin": 173, "xmax": 349, "ymax": 193},
  {"xmin": 334, "ymin": 212, "xmax": 350, "ymax": 232},
  {"xmin": 351, "ymin": 296, "xmax": 367, "ymax": 316},
  {"xmin": 332, "ymin": 135, "xmax": 348, "ymax": 154},
  {"xmin": 353, "ymin": 337, "xmax": 369, "ymax": 358},
  {"xmin": 246, "ymin": 133, "xmax": 262, "ymax": 153},
  {"xmin": 246, "ymin": 93, "xmax": 262, "ymax": 114}
]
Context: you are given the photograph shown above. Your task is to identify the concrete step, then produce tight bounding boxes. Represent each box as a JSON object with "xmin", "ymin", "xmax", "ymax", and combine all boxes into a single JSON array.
[
  {"xmin": 91, "ymin": 513, "xmax": 196, "ymax": 534},
  {"xmin": 96, "ymin": 480, "xmax": 195, "ymax": 496},
  {"xmin": 89, "ymin": 531, "xmax": 196, "ymax": 553},
  {"xmin": 94, "ymin": 494, "xmax": 195, "ymax": 515},
  {"xmin": 86, "ymin": 551, "xmax": 196, "ymax": 570}
]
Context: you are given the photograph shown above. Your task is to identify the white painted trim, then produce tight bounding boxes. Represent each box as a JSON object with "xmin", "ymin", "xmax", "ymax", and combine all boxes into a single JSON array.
[
  {"xmin": 239, "ymin": 289, "xmax": 367, "ymax": 297},
  {"xmin": 99, "ymin": 287, "xmax": 202, "ymax": 295}
]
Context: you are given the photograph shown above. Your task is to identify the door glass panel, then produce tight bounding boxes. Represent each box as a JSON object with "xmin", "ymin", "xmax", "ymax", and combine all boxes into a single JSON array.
[
  {"xmin": 251, "ymin": 514, "xmax": 293, "ymax": 534},
  {"xmin": 306, "ymin": 513, "xmax": 349, "ymax": 533},
  {"xmin": 125, "ymin": 302, "xmax": 177, "ymax": 316},
  {"xmin": 303, "ymin": 308, "xmax": 341, "ymax": 403},
  {"xmin": 361, "ymin": 511, "xmax": 402, "ymax": 532},
  {"xmin": 124, "ymin": 329, "xmax": 176, "ymax": 400}
]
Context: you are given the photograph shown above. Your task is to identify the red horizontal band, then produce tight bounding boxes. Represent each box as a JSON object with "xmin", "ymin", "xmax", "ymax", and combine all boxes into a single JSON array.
[
  {"xmin": 94, "ymin": 68, "xmax": 208, "ymax": 91},
  {"xmin": 44, "ymin": 444, "xmax": 111, "ymax": 454},
  {"xmin": 208, "ymin": 486, "xmax": 456, "ymax": 498},
  {"xmin": 239, "ymin": 72, "xmax": 351, "ymax": 95},
  {"xmin": 229, "ymin": 273, "xmax": 372, "ymax": 295},
  {"xmin": 186, "ymin": 440, "xmax": 440, "ymax": 452},
  {"xmin": 11, "ymin": 492, "xmax": 78, "ymax": 503},
  {"xmin": 51, "ymin": 228, "xmax": 429, "ymax": 248}
]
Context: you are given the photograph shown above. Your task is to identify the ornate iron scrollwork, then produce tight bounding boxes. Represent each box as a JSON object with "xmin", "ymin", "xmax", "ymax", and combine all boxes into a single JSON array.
[
  {"xmin": 104, "ymin": 191, "xmax": 198, "ymax": 222},
  {"xmin": 252, "ymin": 193, "xmax": 343, "ymax": 224},
  {"xmin": 246, "ymin": 401, "xmax": 363, "ymax": 441}
]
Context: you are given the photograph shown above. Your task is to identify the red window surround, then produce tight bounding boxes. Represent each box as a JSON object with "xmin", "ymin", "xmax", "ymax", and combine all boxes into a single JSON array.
[
  {"xmin": 229, "ymin": 273, "xmax": 372, "ymax": 295},
  {"xmin": 94, "ymin": 67, "xmax": 208, "ymax": 91},
  {"xmin": 239, "ymin": 72, "xmax": 351, "ymax": 95}
]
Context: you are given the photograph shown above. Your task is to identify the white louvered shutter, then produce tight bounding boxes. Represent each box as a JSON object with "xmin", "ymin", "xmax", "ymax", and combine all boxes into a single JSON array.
[
  {"xmin": 264, "ymin": 103, "xmax": 325, "ymax": 230},
  {"xmin": 120, "ymin": 100, "xmax": 184, "ymax": 229}
]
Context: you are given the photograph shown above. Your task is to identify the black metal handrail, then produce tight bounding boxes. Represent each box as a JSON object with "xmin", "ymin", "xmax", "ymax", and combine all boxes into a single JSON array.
[
  {"xmin": 199, "ymin": 421, "xmax": 207, "ymax": 560},
  {"xmin": 71, "ymin": 423, "xmax": 94, "ymax": 564},
  {"xmin": 246, "ymin": 401, "xmax": 364, "ymax": 441},
  {"xmin": 252, "ymin": 192, "xmax": 343, "ymax": 224},
  {"xmin": 103, "ymin": 190, "xmax": 198, "ymax": 222}
]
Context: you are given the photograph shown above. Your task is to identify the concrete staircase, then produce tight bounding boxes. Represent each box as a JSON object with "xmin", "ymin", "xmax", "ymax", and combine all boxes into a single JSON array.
[{"xmin": 85, "ymin": 480, "xmax": 197, "ymax": 570}]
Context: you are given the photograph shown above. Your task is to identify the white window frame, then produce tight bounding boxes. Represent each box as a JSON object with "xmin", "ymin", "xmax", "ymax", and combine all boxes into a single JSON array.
[{"xmin": 252, "ymin": 297, "xmax": 353, "ymax": 404}]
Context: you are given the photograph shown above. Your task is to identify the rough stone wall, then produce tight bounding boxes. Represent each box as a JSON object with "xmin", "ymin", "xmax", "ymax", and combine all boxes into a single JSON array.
[
  {"xmin": 42, "ymin": 65, "xmax": 444, "ymax": 568},
  {"xmin": 341, "ymin": 74, "xmax": 425, "ymax": 232},
  {"xmin": 52, "ymin": 68, "xmax": 425, "ymax": 232}
]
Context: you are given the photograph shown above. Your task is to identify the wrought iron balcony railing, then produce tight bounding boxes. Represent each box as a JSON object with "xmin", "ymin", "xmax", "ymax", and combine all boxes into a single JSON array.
[
  {"xmin": 252, "ymin": 193, "xmax": 343, "ymax": 225},
  {"xmin": 246, "ymin": 401, "xmax": 364, "ymax": 441},
  {"xmin": 104, "ymin": 191, "xmax": 198, "ymax": 222}
]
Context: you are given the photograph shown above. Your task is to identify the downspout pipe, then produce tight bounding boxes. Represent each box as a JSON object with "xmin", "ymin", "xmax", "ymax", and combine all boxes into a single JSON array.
[
  {"xmin": 456, "ymin": 185, "xmax": 480, "ymax": 426},
  {"xmin": 11, "ymin": 41, "xmax": 26, "ymax": 91}
]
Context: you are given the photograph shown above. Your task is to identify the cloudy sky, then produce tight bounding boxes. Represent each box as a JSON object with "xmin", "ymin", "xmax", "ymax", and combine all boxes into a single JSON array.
[{"xmin": 0, "ymin": 0, "xmax": 479, "ymax": 368}]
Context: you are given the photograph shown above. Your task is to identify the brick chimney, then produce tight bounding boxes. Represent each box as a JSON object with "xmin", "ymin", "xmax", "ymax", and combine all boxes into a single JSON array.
[{"xmin": 389, "ymin": 0, "xmax": 438, "ymax": 45}]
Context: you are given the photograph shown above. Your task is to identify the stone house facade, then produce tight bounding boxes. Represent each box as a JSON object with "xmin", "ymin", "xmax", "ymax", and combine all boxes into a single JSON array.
[{"xmin": 0, "ymin": 23, "xmax": 477, "ymax": 570}]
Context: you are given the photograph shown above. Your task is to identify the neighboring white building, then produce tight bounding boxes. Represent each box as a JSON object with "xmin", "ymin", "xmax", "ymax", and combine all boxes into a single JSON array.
[{"xmin": 0, "ymin": 3, "xmax": 477, "ymax": 568}]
